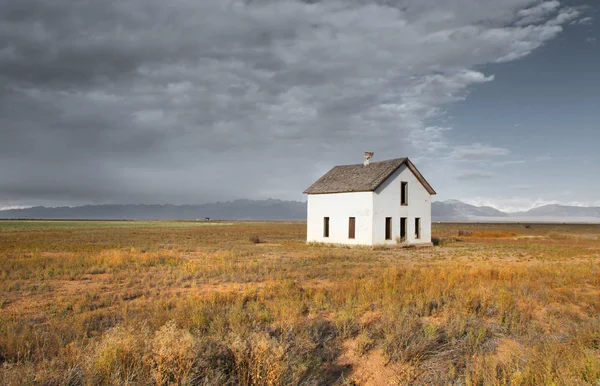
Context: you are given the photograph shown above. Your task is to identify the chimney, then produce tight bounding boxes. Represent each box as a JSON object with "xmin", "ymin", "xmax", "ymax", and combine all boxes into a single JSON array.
[{"xmin": 364, "ymin": 152, "xmax": 374, "ymax": 166}]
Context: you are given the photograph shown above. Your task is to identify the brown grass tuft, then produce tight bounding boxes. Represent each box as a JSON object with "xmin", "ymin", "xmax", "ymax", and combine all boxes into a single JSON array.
[{"xmin": 148, "ymin": 321, "xmax": 197, "ymax": 385}]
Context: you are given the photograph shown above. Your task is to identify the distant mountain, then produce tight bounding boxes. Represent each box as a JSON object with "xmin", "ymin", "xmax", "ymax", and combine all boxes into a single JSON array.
[
  {"xmin": 432, "ymin": 200, "xmax": 507, "ymax": 221},
  {"xmin": 431, "ymin": 200, "xmax": 600, "ymax": 222},
  {"xmin": 512, "ymin": 204, "xmax": 600, "ymax": 218},
  {"xmin": 0, "ymin": 199, "xmax": 307, "ymax": 220},
  {"xmin": 2, "ymin": 199, "xmax": 600, "ymax": 223}
]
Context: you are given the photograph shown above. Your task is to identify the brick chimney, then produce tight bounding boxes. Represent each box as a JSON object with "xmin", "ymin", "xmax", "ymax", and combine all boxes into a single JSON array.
[{"xmin": 364, "ymin": 152, "xmax": 374, "ymax": 166}]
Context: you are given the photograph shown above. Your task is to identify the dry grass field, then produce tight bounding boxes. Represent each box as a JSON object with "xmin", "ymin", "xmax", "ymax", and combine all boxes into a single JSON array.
[{"xmin": 1, "ymin": 220, "xmax": 600, "ymax": 385}]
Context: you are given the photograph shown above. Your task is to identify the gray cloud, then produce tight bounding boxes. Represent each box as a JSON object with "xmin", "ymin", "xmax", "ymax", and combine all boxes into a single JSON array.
[
  {"xmin": 516, "ymin": 0, "xmax": 560, "ymax": 25},
  {"xmin": 447, "ymin": 144, "xmax": 511, "ymax": 162},
  {"xmin": 0, "ymin": 0, "xmax": 581, "ymax": 207},
  {"xmin": 455, "ymin": 171, "xmax": 496, "ymax": 181}
]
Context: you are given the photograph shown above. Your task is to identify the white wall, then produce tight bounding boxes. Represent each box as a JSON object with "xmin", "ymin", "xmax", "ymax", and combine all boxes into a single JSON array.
[
  {"xmin": 372, "ymin": 164, "xmax": 432, "ymax": 245},
  {"xmin": 306, "ymin": 192, "xmax": 373, "ymax": 245}
]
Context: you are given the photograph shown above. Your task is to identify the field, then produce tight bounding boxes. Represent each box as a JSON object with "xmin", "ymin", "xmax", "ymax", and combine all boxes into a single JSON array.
[{"xmin": 1, "ymin": 220, "xmax": 600, "ymax": 385}]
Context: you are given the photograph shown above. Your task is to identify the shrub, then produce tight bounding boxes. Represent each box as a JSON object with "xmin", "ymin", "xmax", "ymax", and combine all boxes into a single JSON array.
[
  {"xmin": 192, "ymin": 338, "xmax": 236, "ymax": 384},
  {"xmin": 395, "ymin": 235, "xmax": 407, "ymax": 244},
  {"xmin": 149, "ymin": 321, "xmax": 197, "ymax": 385},
  {"xmin": 334, "ymin": 310, "xmax": 360, "ymax": 339},
  {"xmin": 230, "ymin": 333, "xmax": 287, "ymax": 386},
  {"xmin": 383, "ymin": 314, "xmax": 443, "ymax": 364},
  {"xmin": 431, "ymin": 236, "xmax": 459, "ymax": 246},
  {"xmin": 89, "ymin": 324, "xmax": 150, "ymax": 384},
  {"xmin": 249, "ymin": 235, "xmax": 261, "ymax": 244},
  {"xmin": 355, "ymin": 331, "xmax": 374, "ymax": 356}
]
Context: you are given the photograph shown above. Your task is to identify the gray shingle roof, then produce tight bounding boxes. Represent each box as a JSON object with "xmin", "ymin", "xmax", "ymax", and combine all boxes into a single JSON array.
[{"xmin": 303, "ymin": 157, "xmax": 436, "ymax": 195}]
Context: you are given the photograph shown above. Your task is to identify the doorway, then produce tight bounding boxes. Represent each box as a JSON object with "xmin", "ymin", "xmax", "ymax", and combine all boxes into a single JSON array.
[
  {"xmin": 400, "ymin": 217, "xmax": 407, "ymax": 242},
  {"xmin": 385, "ymin": 217, "xmax": 392, "ymax": 240}
]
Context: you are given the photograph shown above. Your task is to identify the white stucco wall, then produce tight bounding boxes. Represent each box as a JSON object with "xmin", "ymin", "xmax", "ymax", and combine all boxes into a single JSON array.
[
  {"xmin": 306, "ymin": 192, "xmax": 373, "ymax": 245},
  {"xmin": 306, "ymin": 164, "xmax": 433, "ymax": 246},
  {"xmin": 372, "ymin": 164, "xmax": 432, "ymax": 245}
]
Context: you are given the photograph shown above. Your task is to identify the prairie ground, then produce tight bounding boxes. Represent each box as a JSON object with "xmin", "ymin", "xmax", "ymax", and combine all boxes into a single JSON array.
[{"xmin": 1, "ymin": 220, "xmax": 599, "ymax": 385}]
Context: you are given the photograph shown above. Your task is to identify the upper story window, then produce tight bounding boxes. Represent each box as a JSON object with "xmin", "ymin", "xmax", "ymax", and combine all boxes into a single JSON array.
[{"xmin": 401, "ymin": 181, "xmax": 408, "ymax": 205}]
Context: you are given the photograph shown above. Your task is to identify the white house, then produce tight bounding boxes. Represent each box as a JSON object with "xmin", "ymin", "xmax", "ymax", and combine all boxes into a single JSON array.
[{"xmin": 304, "ymin": 153, "xmax": 436, "ymax": 246}]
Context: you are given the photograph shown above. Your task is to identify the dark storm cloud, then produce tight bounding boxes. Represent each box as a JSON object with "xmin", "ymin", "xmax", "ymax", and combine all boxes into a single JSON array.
[{"xmin": 0, "ymin": 0, "xmax": 586, "ymax": 207}]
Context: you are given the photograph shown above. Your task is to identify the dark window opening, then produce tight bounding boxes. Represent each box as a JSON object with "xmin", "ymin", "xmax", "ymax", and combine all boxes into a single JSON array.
[
  {"xmin": 400, "ymin": 217, "xmax": 407, "ymax": 241},
  {"xmin": 348, "ymin": 217, "xmax": 355, "ymax": 239},
  {"xmin": 415, "ymin": 218, "xmax": 421, "ymax": 239},
  {"xmin": 323, "ymin": 217, "xmax": 330, "ymax": 238},
  {"xmin": 401, "ymin": 182, "xmax": 408, "ymax": 205},
  {"xmin": 385, "ymin": 217, "xmax": 392, "ymax": 240}
]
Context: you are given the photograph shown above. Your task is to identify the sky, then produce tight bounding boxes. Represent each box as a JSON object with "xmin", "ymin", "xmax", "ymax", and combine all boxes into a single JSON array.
[{"xmin": 1, "ymin": 0, "xmax": 598, "ymax": 212}]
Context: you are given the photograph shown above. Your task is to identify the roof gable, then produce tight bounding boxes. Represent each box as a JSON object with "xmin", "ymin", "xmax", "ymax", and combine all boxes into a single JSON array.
[{"xmin": 304, "ymin": 157, "xmax": 436, "ymax": 195}]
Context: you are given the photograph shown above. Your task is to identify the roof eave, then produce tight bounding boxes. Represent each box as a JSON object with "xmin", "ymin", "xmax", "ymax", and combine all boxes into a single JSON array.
[
  {"xmin": 405, "ymin": 158, "xmax": 437, "ymax": 195},
  {"xmin": 303, "ymin": 157, "xmax": 437, "ymax": 195},
  {"xmin": 370, "ymin": 158, "xmax": 436, "ymax": 195},
  {"xmin": 304, "ymin": 189, "xmax": 374, "ymax": 195}
]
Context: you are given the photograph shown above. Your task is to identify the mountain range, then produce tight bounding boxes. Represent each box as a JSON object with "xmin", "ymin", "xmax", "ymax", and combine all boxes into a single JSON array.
[
  {"xmin": 431, "ymin": 200, "xmax": 600, "ymax": 222},
  {"xmin": 1, "ymin": 199, "xmax": 600, "ymax": 222},
  {"xmin": 0, "ymin": 199, "xmax": 306, "ymax": 221}
]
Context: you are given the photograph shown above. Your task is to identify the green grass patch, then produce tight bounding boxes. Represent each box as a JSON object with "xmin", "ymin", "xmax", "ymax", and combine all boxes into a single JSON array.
[{"xmin": 0, "ymin": 220, "xmax": 233, "ymax": 231}]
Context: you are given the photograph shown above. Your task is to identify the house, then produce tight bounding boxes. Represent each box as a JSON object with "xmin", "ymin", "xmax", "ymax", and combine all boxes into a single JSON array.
[{"xmin": 303, "ymin": 153, "xmax": 436, "ymax": 246}]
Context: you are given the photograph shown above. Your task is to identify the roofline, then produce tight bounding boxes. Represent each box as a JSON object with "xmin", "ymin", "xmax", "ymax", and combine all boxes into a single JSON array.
[
  {"xmin": 373, "ymin": 158, "xmax": 436, "ymax": 195},
  {"xmin": 303, "ymin": 157, "xmax": 436, "ymax": 195},
  {"xmin": 303, "ymin": 189, "xmax": 374, "ymax": 195}
]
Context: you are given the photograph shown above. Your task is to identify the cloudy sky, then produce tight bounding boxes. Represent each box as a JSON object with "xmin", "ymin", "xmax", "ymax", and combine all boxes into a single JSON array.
[{"xmin": 1, "ymin": 0, "xmax": 598, "ymax": 212}]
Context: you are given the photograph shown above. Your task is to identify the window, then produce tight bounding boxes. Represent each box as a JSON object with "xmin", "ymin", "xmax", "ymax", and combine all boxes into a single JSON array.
[
  {"xmin": 385, "ymin": 217, "xmax": 392, "ymax": 240},
  {"xmin": 401, "ymin": 181, "xmax": 408, "ymax": 205},
  {"xmin": 323, "ymin": 217, "xmax": 330, "ymax": 238},
  {"xmin": 415, "ymin": 218, "xmax": 421, "ymax": 239},
  {"xmin": 400, "ymin": 217, "xmax": 407, "ymax": 241},
  {"xmin": 348, "ymin": 217, "xmax": 355, "ymax": 239}
]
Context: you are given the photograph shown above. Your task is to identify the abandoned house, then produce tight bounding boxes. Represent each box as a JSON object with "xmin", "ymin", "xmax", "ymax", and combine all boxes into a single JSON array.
[{"xmin": 304, "ymin": 152, "xmax": 436, "ymax": 246}]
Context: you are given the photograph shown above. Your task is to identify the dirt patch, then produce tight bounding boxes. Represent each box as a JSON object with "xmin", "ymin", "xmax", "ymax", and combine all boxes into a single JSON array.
[
  {"xmin": 2, "ymin": 274, "xmax": 110, "ymax": 314},
  {"xmin": 359, "ymin": 311, "xmax": 382, "ymax": 328},
  {"xmin": 336, "ymin": 339, "xmax": 402, "ymax": 385}
]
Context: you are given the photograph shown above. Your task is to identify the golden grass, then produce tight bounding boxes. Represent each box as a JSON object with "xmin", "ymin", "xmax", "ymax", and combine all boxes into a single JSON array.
[
  {"xmin": 1, "ymin": 221, "xmax": 600, "ymax": 385},
  {"xmin": 458, "ymin": 231, "xmax": 517, "ymax": 238}
]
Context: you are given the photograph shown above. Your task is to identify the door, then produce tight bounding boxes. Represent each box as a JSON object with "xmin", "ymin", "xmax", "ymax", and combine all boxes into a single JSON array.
[
  {"xmin": 400, "ymin": 217, "xmax": 407, "ymax": 241},
  {"xmin": 415, "ymin": 218, "xmax": 421, "ymax": 239},
  {"xmin": 348, "ymin": 217, "xmax": 355, "ymax": 239}
]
